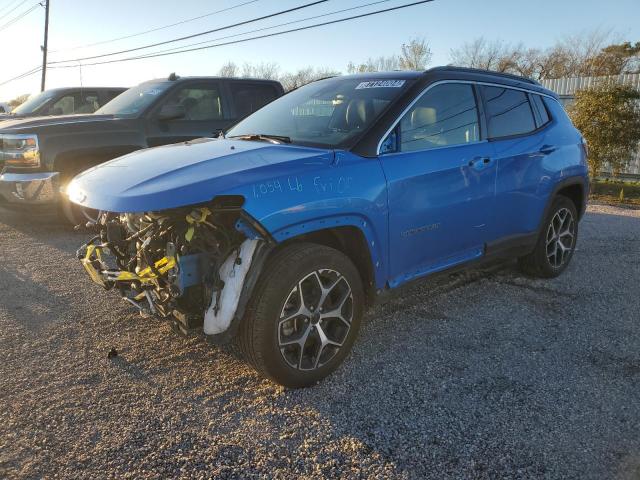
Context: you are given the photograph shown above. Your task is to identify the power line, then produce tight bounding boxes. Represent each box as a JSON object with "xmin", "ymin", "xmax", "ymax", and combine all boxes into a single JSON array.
[
  {"xmin": 48, "ymin": 0, "xmax": 435, "ymax": 69},
  {"xmin": 128, "ymin": 0, "xmax": 395, "ymax": 59},
  {"xmin": 0, "ymin": 0, "xmax": 23, "ymax": 16},
  {"xmin": 49, "ymin": 0, "xmax": 261, "ymax": 53},
  {"xmin": 0, "ymin": 65, "xmax": 41, "ymax": 87},
  {"xmin": 48, "ymin": 0, "xmax": 329, "ymax": 65},
  {"xmin": 0, "ymin": 0, "xmax": 38, "ymax": 31},
  {"xmin": 0, "ymin": 0, "xmax": 28, "ymax": 21}
]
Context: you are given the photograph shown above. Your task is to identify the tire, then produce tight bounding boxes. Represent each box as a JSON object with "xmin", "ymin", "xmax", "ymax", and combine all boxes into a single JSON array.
[
  {"xmin": 238, "ymin": 242, "xmax": 364, "ymax": 388},
  {"xmin": 518, "ymin": 195, "xmax": 578, "ymax": 278},
  {"xmin": 59, "ymin": 196, "xmax": 100, "ymax": 227}
]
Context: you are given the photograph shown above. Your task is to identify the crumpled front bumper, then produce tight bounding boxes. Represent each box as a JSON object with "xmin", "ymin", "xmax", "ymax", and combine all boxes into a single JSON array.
[{"xmin": 0, "ymin": 171, "xmax": 61, "ymax": 205}]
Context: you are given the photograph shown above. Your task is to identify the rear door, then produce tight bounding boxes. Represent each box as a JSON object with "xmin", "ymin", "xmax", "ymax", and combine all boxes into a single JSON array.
[
  {"xmin": 379, "ymin": 82, "xmax": 497, "ymax": 287},
  {"xmin": 145, "ymin": 81, "xmax": 230, "ymax": 147},
  {"xmin": 480, "ymin": 85, "xmax": 552, "ymax": 239},
  {"xmin": 227, "ymin": 81, "xmax": 281, "ymax": 123}
]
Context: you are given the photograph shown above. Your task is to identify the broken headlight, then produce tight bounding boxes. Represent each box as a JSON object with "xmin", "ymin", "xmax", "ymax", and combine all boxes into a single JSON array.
[{"xmin": 77, "ymin": 206, "xmax": 248, "ymax": 321}]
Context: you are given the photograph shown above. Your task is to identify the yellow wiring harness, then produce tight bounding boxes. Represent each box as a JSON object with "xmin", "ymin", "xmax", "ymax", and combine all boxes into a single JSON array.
[
  {"xmin": 80, "ymin": 208, "xmax": 212, "ymax": 288},
  {"xmin": 81, "ymin": 244, "xmax": 176, "ymax": 288}
]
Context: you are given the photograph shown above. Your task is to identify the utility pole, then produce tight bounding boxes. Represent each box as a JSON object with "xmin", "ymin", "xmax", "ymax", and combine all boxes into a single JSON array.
[{"xmin": 40, "ymin": 0, "xmax": 50, "ymax": 91}]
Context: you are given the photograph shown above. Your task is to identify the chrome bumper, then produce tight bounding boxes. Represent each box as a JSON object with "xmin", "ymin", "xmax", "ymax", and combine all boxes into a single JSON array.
[{"xmin": 0, "ymin": 171, "xmax": 61, "ymax": 205}]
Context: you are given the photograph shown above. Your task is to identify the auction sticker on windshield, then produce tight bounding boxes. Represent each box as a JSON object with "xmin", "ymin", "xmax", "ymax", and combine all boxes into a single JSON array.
[{"xmin": 355, "ymin": 80, "xmax": 406, "ymax": 89}]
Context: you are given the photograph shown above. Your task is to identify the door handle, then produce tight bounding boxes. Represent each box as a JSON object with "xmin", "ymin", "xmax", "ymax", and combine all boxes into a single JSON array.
[
  {"xmin": 539, "ymin": 145, "xmax": 556, "ymax": 155},
  {"xmin": 468, "ymin": 157, "xmax": 491, "ymax": 168}
]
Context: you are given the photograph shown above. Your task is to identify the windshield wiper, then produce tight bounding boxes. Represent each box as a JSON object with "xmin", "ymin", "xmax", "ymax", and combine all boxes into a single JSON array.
[{"xmin": 228, "ymin": 133, "xmax": 291, "ymax": 144}]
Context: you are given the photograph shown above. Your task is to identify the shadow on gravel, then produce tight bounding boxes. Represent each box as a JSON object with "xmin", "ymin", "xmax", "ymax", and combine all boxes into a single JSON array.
[{"xmin": 0, "ymin": 207, "xmax": 83, "ymax": 255}]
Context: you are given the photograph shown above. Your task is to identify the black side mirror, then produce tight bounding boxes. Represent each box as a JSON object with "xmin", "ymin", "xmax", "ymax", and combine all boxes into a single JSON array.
[{"xmin": 157, "ymin": 104, "xmax": 186, "ymax": 121}]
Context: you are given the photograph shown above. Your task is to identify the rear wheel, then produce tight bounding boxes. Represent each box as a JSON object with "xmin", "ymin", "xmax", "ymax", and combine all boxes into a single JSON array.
[
  {"xmin": 238, "ymin": 243, "xmax": 364, "ymax": 388},
  {"xmin": 518, "ymin": 195, "xmax": 578, "ymax": 278}
]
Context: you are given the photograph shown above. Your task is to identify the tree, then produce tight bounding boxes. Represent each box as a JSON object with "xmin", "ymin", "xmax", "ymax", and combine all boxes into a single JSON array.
[
  {"xmin": 399, "ymin": 37, "xmax": 432, "ymax": 70},
  {"xmin": 9, "ymin": 93, "xmax": 29, "ymax": 108},
  {"xmin": 280, "ymin": 67, "xmax": 339, "ymax": 91},
  {"xmin": 568, "ymin": 82, "xmax": 640, "ymax": 176},
  {"xmin": 591, "ymin": 41, "xmax": 640, "ymax": 76},
  {"xmin": 449, "ymin": 31, "xmax": 638, "ymax": 80},
  {"xmin": 346, "ymin": 55, "xmax": 400, "ymax": 74},
  {"xmin": 218, "ymin": 61, "xmax": 239, "ymax": 77},
  {"xmin": 241, "ymin": 61, "xmax": 280, "ymax": 80}
]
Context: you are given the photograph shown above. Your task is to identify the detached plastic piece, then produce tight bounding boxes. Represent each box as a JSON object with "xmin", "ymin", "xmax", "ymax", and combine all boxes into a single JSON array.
[{"xmin": 204, "ymin": 239, "xmax": 259, "ymax": 335}]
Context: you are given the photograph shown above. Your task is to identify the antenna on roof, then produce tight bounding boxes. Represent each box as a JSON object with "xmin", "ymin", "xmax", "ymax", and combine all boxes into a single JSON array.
[{"xmin": 168, "ymin": 72, "xmax": 180, "ymax": 81}]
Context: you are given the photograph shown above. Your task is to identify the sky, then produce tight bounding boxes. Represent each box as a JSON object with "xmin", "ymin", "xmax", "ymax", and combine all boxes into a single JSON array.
[{"xmin": 1, "ymin": 0, "xmax": 639, "ymax": 101}]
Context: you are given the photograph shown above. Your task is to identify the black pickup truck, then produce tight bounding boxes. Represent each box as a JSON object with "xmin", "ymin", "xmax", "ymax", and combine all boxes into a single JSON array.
[
  {"xmin": 0, "ymin": 74, "xmax": 284, "ymax": 223},
  {"xmin": 0, "ymin": 87, "xmax": 126, "ymax": 120}
]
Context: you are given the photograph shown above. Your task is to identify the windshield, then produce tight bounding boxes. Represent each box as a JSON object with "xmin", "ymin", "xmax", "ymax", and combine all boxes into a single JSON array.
[
  {"xmin": 96, "ymin": 82, "xmax": 171, "ymax": 117},
  {"xmin": 12, "ymin": 91, "xmax": 56, "ymax": 115},
  {"xmin": 227, "ymin": 77, "xmax": 413, "ymax": 148}
]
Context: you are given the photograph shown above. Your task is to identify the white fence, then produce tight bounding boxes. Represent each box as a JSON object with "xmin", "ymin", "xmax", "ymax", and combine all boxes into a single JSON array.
[{"xmin": 541, "ymin": 74, "xmax": 640, "ymax": 177}]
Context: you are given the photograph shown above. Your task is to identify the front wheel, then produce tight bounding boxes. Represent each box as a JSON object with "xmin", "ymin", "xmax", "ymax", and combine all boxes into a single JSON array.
[
  {"xmin": 238, "ymin": 243, "xmax": 364, "ymax": 388},
  {"xmin": 518, "ymin": 195, "xmax": 578, "ymax": 278}
]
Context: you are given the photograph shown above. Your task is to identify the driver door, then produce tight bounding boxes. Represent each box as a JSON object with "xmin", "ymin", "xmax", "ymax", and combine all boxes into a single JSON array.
[
  {"xmin": 379, "ymin": 82, "xmax": 497, "ymax": 287},
  {"xmin": 146, "ymin": 81, "xmax": 229, "ymax": 147}
]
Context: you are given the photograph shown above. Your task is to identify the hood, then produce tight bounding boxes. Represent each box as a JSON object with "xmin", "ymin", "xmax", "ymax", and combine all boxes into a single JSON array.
[
  {"xmin": 0, "ymin": 113, "xmax": 116, "ymax": 132},
  {"xmin": 68, "ymin": 138, "xmax": 334, "ymax": 212}
]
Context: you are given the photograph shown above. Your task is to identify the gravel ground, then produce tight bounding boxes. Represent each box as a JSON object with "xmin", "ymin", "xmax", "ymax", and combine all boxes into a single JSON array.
[{"xmin": 0, "ymin": 204, "xmax": 639, "ymax": 479}]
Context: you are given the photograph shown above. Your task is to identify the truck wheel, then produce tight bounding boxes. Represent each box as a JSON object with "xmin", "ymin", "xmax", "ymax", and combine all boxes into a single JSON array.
[
  {"xmin": 239, "ymin": 243, "xmax": 364, "ymax": 388},
  {"xmin": 518, "ymin": 195, "xmax": 578, "ymax": 278},
  {"xmin": 60, "ymin": 198, "xmax": 100, "ymax": 227}
]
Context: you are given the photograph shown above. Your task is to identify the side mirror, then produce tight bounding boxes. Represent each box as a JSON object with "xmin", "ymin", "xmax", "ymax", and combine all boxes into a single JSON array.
[{"xmin": 157, "ymin": 104, "xmax": 186, "ymax": 121}]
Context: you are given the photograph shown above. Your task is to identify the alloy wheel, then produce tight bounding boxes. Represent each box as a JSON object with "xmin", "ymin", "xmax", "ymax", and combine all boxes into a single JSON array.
[
  {"xmin": 278, "ymin": 269, "xmax": 353, "ymax": 371},
  {"xmin": 546, "ymin": 207, "xmax": 575, "ymax": 268}
]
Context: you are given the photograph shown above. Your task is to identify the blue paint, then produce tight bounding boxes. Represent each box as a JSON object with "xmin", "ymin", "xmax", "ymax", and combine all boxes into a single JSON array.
[{"xmin": 69, "ymin": 72, "xmax": 589, "ymax": 293}]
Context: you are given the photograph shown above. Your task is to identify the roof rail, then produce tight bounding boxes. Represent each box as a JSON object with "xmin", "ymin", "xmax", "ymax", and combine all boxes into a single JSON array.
[{"xmin": 426, "ymin": 66, "xmax": 540, "ymax": 85}]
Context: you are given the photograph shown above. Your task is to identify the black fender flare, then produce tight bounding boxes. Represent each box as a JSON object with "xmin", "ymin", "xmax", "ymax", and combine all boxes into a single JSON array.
[{"xmin": 537, "ymin": 175, "xmax": 589, "ymax": 234}]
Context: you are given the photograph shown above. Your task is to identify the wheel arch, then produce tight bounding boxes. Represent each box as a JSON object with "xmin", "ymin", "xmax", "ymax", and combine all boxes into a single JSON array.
[
  {"xmin": 538, "ymin": 176, "xmax": 588, "ymax": 233},
  {"xmin": 273, "ymin": 225, "xmax": 378, "ymax": 305}
]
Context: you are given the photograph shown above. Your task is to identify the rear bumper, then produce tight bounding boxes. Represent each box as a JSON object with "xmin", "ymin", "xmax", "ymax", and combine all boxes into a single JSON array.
[{"xmin": 0, "ymin": 171, "xmax": 61, "ymax": 205}]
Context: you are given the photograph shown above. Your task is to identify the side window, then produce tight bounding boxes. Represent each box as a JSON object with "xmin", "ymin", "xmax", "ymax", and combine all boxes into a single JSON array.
[
  {"xmin": 75, "ymin": 92, "xmax": 100, "ymax": 113},
  {"xmin": 47, "ymin": 95, "xmax": 76, "ymax": 115},
  {"xmin": 163, "ymin": 85, "xmax": 223, "ymax": 121},
  {"xmin": 230, "ymin": 83, "xmax": 279, "ymax": 119},
  {"xmin": 481, "ymin": 86, "xmax": 536, "ymax": 138},
  {"xmin": 101, "ymin": 90, "xmax": 124, "ymax": 106},
  {"xmin": 398, "ymin": 83, "xmax": 480, "ymax": 152},
  {"xmin": 531, "ymin": 94, "xmax": 550, "ymax": 127}
]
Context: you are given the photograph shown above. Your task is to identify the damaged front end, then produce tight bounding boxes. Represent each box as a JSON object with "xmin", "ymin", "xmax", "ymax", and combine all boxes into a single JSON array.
[{"xmin": 77, "ymin": 201, "xmax": 272, "ymax": 340}]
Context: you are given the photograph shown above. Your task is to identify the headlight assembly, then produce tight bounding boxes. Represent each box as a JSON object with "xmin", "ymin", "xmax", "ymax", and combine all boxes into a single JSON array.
[{"xmin": 0, "ymin": 134, "xmax": 40, "ymax": 168}]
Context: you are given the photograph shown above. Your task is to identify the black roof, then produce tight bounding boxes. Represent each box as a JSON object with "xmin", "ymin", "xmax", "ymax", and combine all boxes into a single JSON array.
[
  {"xmin": 141, "ymin": 76, "xmax": 283, "ymax": 85},
  {"xmin": 423, "ymin": 66, "xmax": 556, "ymax": 98},
  {"xmin": 333, "ymin": 66, "xmax": 556, "ymax": 98}
]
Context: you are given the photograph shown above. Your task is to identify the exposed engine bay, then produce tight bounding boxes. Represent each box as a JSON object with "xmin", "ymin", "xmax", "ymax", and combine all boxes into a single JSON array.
[{"xmin": 77, "ymin": 202, "xmax": 271, "ymax": 338}]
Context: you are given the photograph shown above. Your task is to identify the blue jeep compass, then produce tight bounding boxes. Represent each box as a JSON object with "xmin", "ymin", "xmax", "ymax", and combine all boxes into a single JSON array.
[{"xmin": 69, "ymin": 67, "xmax": 589, "ymax": 387}]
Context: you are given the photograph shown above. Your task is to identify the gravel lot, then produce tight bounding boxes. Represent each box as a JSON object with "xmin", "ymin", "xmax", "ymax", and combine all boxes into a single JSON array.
[{"xmin": 1, "ymin": 204, "xmax": 639, "ymax": 479}]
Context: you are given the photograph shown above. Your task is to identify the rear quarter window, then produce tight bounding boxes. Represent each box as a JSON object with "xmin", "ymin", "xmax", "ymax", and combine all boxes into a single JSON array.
[
  {"xmin": 481, "ymin": 86, "xmax": 536, "ymax": 138},
  {"xmin": 531, "ymin": 94, "xmax": 551, "ymax": 127}
]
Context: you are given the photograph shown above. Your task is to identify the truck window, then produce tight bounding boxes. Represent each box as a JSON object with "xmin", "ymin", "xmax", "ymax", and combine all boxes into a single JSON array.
[
  {"xmin": 162, "ymin": 85, "xmax": 223, "ymax": 121},
  {"xmin": 481, "ymin": 86, "xmax": 536, "ymax": 138},
  {"xmin": 230, "ymin": 83, "xmax": 279, "ymax": 119},
  {"xmin": 102, "ymin": 90, "xmax": 124, "ymax": 105},
  {"xmin": 45, "ymin": 91, "xmax": 100, "ymax": 115}
]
